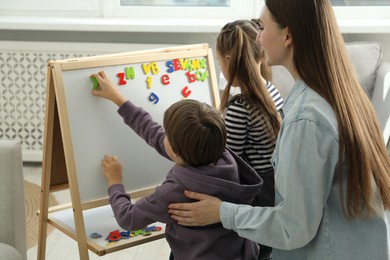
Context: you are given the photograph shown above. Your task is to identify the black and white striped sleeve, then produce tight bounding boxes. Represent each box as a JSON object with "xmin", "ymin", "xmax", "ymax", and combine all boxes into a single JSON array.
[
  {"xmin": 224, "ymin": 98, "xmax": 249, "ymax": 157},
  {"xmin": 267, "ymin": 81, "xmax": 284, "ymax": 110}
]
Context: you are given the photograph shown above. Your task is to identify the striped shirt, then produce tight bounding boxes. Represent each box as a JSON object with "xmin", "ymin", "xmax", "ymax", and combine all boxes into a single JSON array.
[{"xmin": 225, "ymin": 81, "xmax": 283, "ymax": 171}]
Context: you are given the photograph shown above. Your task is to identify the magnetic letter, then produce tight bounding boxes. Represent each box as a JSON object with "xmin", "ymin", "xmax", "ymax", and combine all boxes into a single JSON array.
[
  {"xmin": 166, "ymin": 61, "xmax": 174, "ymax": 73},
  {"xmin": 151, "ymin": 62, "xmax": 160, "ymax": 74},
  {"xmin": 117, "ymin": 72, "xmax": 126, "ymax": 85},
  {"xmin": 182, "ymin": 86, "xmax": 191, "ymax": 98},
  {"xmin": 146, "ymin": 76, "xmax": 153, "ymax": 89},
  {"xmin": 186, "ymin": 71, "xmax": 197, "ymax": 83},
  {"xmin": 149, "ymin": 92, "xmax": 159, "ymax": 104},
  {"xmin": 195, "ymin": 71, "xmax": 209, "ymax": 82},
  {"xmin": 125, "ymin": 67, "xmax": 135, "ymax": 80},
  {"xmin": 90, "ymin": 77, "xmax": 99, "ymax": 90},
  {"xmin": 179, "ymin": 58, "xmax": 189, "ymax": 70},
  {"xmin": 191, "ymin": 59, "xmax": 200, "ymax": 71},
  {"xmin": 201, "ymin": 71, "xmax": 209, "ymax": 81},
  {"xmin": 200, "ymin": 58, "xmax": 207, "ymax": 69},
  {"xmin": 161, "ymin": 74, "xmax": 170, "ymax": 85},
  {"xmin": 185, "ymin": 62, "xmax": 193, "ymax": 71},
  {"xmin": 142, "ymin": 63, "xmax": 152, "ymax": 75},
  {"xmin": 172, "ymin": 59, "xmax": 181, "ymax": 71}
]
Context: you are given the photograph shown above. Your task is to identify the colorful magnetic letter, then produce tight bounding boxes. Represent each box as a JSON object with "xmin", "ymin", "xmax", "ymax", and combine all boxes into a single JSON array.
[
  {"xmin": 182, "ymin": 86, "xmax": 191, "ymax": 98},
  {"xmin": 186, "ymin": 71, "xmax": 197, "ymax": 83},
  {"xmin": 191, "ymin": 59, "xmax": 200, "ymax": 70},
  {"xmin": 125, "ymin": 67, "xmax": 135, "ymax": 80},
  {"xmin": 200, "ymin": 58, "xmax": 207, "ymax": 69},
  {"xmin": 166, "ymin": 61, "xmax": 174, "ymax": 73},
  {"xmin": 146, "ymin": 76, "xmax": 153, "ymax": 89},
  {"xmin": 149, "ymin": 92, "xmax": 159, "ymax": 104},
  {"xmin": 151, "ymin": 62, "xmax": 160, "ymax": 74},
  {"xmin": 142, "ymin": 62, "xmax": 160, "ymax": 75},
  {"xmin": 90, "ymin": 76, "xmax": 99, "ymax": 90},
  {"xmin": 196, "ymin": 71, "xmax": 209, "ymax": 82},
  {"xmin": 172, "ymin": 59, "xmax": 181, "ymax": 71},
  {"xmin": 179, "ymin": 58, "xmax": 189, "ymax": 71},
  {"xmin": 117, "ymin": 72, "xmax": 126, "ymax": 85},
  {"xmin": 161, "ymin": 74, "xmax": 170, "ymax": 85}
]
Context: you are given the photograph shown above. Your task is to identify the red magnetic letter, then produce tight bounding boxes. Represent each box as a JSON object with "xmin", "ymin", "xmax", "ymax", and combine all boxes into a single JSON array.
[
  {"xmin": 161, "ymin": 74, "xmax": 170, "ymax": 85},
  {"xmin": 182, "ymin": 86, "xmax": 191, "ymax": 98},
  {"xmin": 117, "ymin": 72, "xmax": 126, "ymax": 85}
]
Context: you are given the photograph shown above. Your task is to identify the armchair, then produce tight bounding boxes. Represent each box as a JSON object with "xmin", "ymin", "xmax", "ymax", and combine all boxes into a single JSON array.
[{"xmin": 0, "ymin": 140, "xmax": 27, "ymax": 260}]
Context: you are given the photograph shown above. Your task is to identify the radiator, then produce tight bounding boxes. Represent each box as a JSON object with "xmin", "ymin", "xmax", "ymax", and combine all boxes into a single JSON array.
[{"xmin": 0, "ymin": 41, "xmax": 171, "ymax": 162}]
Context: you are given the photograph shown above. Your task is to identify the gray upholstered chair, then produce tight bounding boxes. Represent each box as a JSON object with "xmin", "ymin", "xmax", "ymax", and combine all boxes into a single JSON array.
[{"xmin": 0, "ymin": 140, "xmax": 27, "ymax": 260}]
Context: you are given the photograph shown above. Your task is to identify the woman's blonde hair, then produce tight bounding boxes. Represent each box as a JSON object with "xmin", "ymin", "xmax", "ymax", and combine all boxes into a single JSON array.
[{"xmin": 266, "ymin": 0, "xmax": 390, "ymax": 218}]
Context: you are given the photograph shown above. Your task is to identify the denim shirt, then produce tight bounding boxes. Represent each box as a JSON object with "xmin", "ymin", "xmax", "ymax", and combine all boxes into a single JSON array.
[{"xmin": 220, "ymin": 80, "xmax": 390, "ymax": 260}]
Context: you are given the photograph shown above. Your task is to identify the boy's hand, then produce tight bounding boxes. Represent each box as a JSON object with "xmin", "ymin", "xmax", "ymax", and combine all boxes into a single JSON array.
[
  {"xmin": 101, "ymin": 155, "xmax": 123, "ymax": 187},
  {"xmin": 91, "ymin": 71, "xmax": 127, "ymax": 107}
]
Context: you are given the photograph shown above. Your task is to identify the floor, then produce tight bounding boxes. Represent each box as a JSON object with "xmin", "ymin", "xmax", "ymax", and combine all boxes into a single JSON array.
[{"xmin": 23, "ymin": 162, "xmax": 171, "ymax": 260}]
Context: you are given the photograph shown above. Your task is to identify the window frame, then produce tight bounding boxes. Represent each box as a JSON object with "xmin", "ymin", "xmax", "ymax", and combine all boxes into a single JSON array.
[
  {"xmin": 332, "ymin": 5, "xmax": 390, "ymax": 20},
  {"xmin": 0, "ymin": 0, "xmax": 389, "ymax": 33},
  {"xmin": 104, "ymin": 0, "xmax": 261, "ymax": 19},
  {"xmin": 0, "ymin": 0, "xmax": 101, "ymax": 17}
]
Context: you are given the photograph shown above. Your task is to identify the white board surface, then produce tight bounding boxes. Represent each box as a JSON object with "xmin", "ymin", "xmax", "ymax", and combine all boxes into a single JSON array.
[{"xmin": 56, "ymin": 47, "xmax": 218, "ymax": 202}]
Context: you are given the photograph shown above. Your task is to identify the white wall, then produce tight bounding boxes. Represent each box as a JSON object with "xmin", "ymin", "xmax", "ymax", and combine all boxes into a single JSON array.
[{"xmin": 1, "ymin": 30, "xmax": 389, "ymax": 76}]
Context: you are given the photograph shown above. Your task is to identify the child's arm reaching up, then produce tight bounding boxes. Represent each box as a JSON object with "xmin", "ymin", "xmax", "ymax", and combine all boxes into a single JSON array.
[
  {"xmin": 91, "ymin": 71, "xmax": 127, "ymax": 107},
  {"xmin": 91, "ymin": 70, "xmax": 169, "ymax": 160}
]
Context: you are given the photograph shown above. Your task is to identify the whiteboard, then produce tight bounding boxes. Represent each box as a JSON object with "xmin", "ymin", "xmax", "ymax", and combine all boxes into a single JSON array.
[{"xmin": 53, "ymin": 45, "xmax": 219, "ymax": 202}]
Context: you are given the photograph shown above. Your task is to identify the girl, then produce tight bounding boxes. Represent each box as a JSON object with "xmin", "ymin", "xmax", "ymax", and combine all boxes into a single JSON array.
[
  {"xmin": 217, "ymin": 19, "xmax": 283, "ymax": 209},
  {"xmin": 168, "ymin": 0, "xmax": 390, "ymax": 259}
]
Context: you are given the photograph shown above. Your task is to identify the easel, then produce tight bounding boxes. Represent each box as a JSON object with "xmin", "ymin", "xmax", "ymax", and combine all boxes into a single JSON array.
[{"xmin": 37, "ymin": 44, "xmax": 219, "ymax": 259}]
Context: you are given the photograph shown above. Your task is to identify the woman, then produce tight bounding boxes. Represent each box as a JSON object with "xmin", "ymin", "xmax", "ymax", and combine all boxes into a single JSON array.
[{"xmin": 168, "ymin": 0, "xmax": 390, "ymax": 259}]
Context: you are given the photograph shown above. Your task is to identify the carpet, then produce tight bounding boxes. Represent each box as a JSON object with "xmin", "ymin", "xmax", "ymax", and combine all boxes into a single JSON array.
[{"xmin": 24, "ymin": 180, "xmax": 59, "ymax": 249}]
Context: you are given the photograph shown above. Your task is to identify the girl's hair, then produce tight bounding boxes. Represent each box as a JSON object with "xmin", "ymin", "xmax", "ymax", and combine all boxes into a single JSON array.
[
  {"xmin": 163, "ymin": 99, "xmax": 227, "ymax": 167},
  {"xmin": 265, "ymin": 0, "xmax": 390, "ymax": 218},
  {"xmin": 217, "ymin": 19, "xmax": 280, "ymax": 143}
]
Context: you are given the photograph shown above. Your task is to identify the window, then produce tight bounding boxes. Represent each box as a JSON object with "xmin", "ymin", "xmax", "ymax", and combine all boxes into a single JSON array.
[
  {"xmin": 0, "ymin": 0, "xmax": 100, "ymax": 17},
  {"xmin": 0, "ymin": 0, "xmax": 387, "ymax": 33},
  {"xmin": 331, "ymin": 0, "xmax": 390, "ymax": 21},
  {"xmin": 330, "ymin": 0, "xmax": 390, "ymax": 6},
  {"xmin": 120, "ymin": 0, "xmax": 230, "ymax": 7},
  {"xmin": 110, "ymin": 0, "xmax": 259, "ymax": 20}
]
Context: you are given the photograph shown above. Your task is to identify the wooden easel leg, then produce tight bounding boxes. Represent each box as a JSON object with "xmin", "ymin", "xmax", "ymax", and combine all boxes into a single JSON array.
[
  {"xmin": 71, "ymin": 187, "xmax": 90, "ymax": 259},
  {"xmin": 37, "ymin": 168, "xmax": 51, "ymax": 260},
  {"xmin": 37, "ymin": 65, "xmax": 56, "ymax": 260},
  {"xmin": 76, "ymin": 231, "xmax": 90, "ymax": 260}
]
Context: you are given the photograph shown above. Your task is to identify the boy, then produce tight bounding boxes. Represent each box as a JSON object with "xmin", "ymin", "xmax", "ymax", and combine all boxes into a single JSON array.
[{"xmin": 91, "ymin": 71, "xmax": 263, "ymax": 260}]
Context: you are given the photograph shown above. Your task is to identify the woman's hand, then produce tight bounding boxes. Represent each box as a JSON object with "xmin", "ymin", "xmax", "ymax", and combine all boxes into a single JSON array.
[
  {"xmin": 168, "ymin": 191, "xmax": 222, "ymax": 226},
  {"xmin": 101, "ymin": 155, "xmax": 123, "ymax": 187},
  {"xmin": 91, "ymin": 71, "xmax": 126, "ymax": 107}
]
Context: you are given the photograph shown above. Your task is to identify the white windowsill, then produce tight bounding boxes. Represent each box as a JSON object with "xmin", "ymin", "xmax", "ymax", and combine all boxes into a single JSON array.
[
  {"xmin": 1, "ymin": 16, "xmax": 390, "ymax": 34},
  {"xmin": 0, "ymin": 16, "xmax": 230, "ymax": 33},
  {"xmin": 338, "ymin": 19, "xmax": 390, "ymax": 34}
]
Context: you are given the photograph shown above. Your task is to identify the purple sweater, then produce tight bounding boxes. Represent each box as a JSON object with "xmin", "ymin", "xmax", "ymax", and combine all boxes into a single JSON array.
[{"xmin": 108, "ymin": 100, "xmax": 263, "ymax": 260}]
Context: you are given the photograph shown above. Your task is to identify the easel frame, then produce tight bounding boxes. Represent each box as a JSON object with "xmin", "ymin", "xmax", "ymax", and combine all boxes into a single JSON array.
[{"xmin": 37, "ymin": 44, "xmax": 219, "ymax": 259}]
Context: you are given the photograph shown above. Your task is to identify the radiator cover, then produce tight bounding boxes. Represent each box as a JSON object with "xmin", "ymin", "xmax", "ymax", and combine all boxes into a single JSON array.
[{"xmin": 0, "ymin": 41, "xmax": 168, "ymax": 161}]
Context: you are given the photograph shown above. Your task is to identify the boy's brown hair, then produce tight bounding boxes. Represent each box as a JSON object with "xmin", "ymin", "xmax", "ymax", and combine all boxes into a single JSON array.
[{"xmin": 163, "ymin": 99, "xmax": 226, "ymax": 167}]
